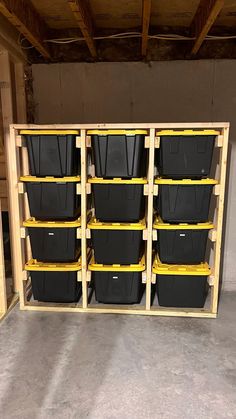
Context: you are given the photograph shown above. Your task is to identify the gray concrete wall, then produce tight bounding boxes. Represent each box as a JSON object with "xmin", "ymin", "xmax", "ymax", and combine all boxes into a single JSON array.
[{"xmin": 32, "ymin": 61, "xmax": 236, "ymax": 290}]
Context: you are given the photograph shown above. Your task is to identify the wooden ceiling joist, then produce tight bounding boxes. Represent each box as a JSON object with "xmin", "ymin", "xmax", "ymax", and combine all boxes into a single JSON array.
[
  {"xmin": 68, "ymin": 0, "xmax": 97, "ymax": 58},
  {"xmin": 191, "ymin": 0, "xmax": 225, "ymax": 54},
  {"xmin": 141, "ymin": 0, "xmax": 152, "ymax": 56},
  {"xmin": 0, "ymin": 0, "xmax": 51, "ymax": 59}
]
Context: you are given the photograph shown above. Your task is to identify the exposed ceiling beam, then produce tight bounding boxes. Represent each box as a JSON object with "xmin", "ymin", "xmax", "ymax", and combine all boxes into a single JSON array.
[
  {"xmin": 0, "ymin": 0, "xmax": 51, "ymax": 59},
  {"xmin": 191, "ymin": 0, "xmax": 225, "ymax": 54},
  {"xmin": 141, "ymin": 0, "xmax": 152, "ymax": 56},
  {"xmin": 68, "ymin": 0, "xmax": 97, "ymax": 58}
]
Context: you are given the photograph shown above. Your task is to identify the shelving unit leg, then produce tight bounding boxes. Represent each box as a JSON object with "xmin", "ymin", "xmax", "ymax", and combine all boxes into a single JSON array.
[
  {"xmin": 81, "ymin": 129, "xmax": 88, "ymax": 308},
  {"xmin": 211, "ymin": 126, "xmax": 229, "ymax": 313},
  {"xmin": 0, "ymin": 200, "xmax": 7, "ymax": 318},
  {"xmin": 146, "ymin": 128, "xmax": 155, "ymax": 310}
]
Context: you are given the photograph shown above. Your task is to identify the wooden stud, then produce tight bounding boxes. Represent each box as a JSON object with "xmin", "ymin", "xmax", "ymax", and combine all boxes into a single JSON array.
[
  {"xmin": 153, "ymin": 184, "xmax": 158, "ymax": 196},
  {"xmin": 14, "ymin": 62, "xmax": 27, "ymax": 123},
  {"xmin": 143, "ymin": 229, "xmax": 148, "ymax": 240},
  {"xmin": 144, "ymin": 184, "xmax": 149, "ymax": 196},
  {"xmin": 86, "ymin": 183, "xmax": 91, "ymax": 194},
  {"xmin": 216, "ymin": 135, "xmax": 223, "ymax": 147},
  {"xmin": 86, "ymin": 229, "xmax": 91, "ymax": 239},
  {"xmin": 67, "ymin": 0, "xmax": 97, "ymax": 58},
  {"xmin": 77, "ymin": 228, "xmax": 81, "ymax": 239},
  {"xmin": 16, "ymin": 135, "xmax": 24, "ymax": 147},
  {"xmin": 141, "ymin": 0, "xmax": 152, "ymax": 56},
  {"xmin": 0, "ymin": 200, "xmax": 7, "ymax": 316},
  {"xmin": 18, "ymin": 182, "xmax": 25, "ymax": 194},
  {"xmin": 76, "ymin": 183, "xmax": 81, "ymax": 195},
  {"xmin": 76, "ymin": 136, "xmax": 81, "ymax": 148},
  {"xmin": 152, "ymin": 230, "xmax": 157, "ymax": 241},
  {"xmin": 191, "ymin": 0, "xmax": 225, "ymax": 55},
  {"xmin": 211, "ymin": 126, "xmax": 229, "ymax": 313},
  {"xmin": 146, "ymin": 128, "xmax": 155, "ymax": 310},
  {"xmin": 80, "ymin": 129, "xmax": 88, "ymax": 308},
  {"xmin": 214, "ymin": 184, "xmax": 221, "ymax": 196},
  {"xmin": 0, "ymin": 0, "xmax": 51, "ymax": 59},
  {"xmin": 155, "ymin": 136, "xmax": 160, "ymax": 148},
  {"xmin": 144, "ymin": 136, "xmax": 150, "ymax": 148},
  {"xmin": 209, "ymin": 229, "xmax": 217, "ymax": 242},
  {"xmin": 86, "ymin": 136, "xmax": 91, "ymax": 147}
]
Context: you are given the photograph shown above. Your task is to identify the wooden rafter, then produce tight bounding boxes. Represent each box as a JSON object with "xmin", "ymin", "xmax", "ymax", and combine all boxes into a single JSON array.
[
  {"xmin": 191, "ymin": 0, "xmax": 225, "ymax": 54},
  {"xmin": 68, "ymin": 0, "xmax": 97, "ymax": 58},
  {"xmin": 0, "ymin": 0, "xmax": 51, "ymax": 59},
  {"xmin": 141, "ymin": 0, "xmax": 152, "ymax": 56}
]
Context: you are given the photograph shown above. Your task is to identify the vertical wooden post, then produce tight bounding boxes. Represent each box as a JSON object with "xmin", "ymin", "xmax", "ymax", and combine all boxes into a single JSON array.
[
  {"xmin": 14, "ymin": 62, "xmax": 27, "ymax": 123},
  {"xmin": 6, "ymin": 126, "xmax": 25, "ymax": 302},
  {"xmin": 211, "ymin": 127, "xmax": 229, "ymax": 313},
  {"xmin": 81, "ymin": 129, "xmax": 88, "ymax": 308},
  {"xmin": 0, "ymin": 50, "xmax": 18, "ymax": 292},
  {"xmin": 146, "ymin": 128, "xmax": 155, "ymax": 310},
  {"xmin": 0, "ymin": 200, "xmax": 7, "ymax": 316}
]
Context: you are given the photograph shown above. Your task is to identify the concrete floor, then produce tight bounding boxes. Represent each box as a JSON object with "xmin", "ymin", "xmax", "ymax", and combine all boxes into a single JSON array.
[{"xmin": 0, "ymin": 292, "xmax": 236, "ymax": 419}]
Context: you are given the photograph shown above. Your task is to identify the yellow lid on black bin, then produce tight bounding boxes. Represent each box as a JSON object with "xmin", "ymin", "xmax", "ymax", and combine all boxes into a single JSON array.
[
  {"xmin": 153, "ymin": 216, "xmax": 214, "ymax": 230},
  {"xmin": 20, "ymin": 130, "xmax": 80, "ymax": 135},
  {"xmin": 25, "ymin": 257, "xmax": 81, "ymax": 271},
  {"xmin": 88, "ymin": 216, "xmax": 146, "ymax": 230},
  {"xmin": 153, "ymin": 256, "xmax": 211, "ymax": 276},
  {"xmin": 156, "ymin": 129, "xmax": 220, "ymax": 136},
  {"xmin": 154, "ymin": 178, "xmax": 218, "ymax": 185},
  {"xmin": 88, "ymin": 177, "xmax": 147, "ymax": 184},
  {"xmin": 20, "ymin": 175, "xmax": 81, "ymax": 182},
  {"xmin": 87, "ymin": 130, "xmax": 148, "ymax": 135},
  {"xmin": 23, "ymin": 217, "xmax": 81, "ymax": 228},
  {"xmin": 88, "ymin": 254, "xmax": 145, "ymax": 272}
]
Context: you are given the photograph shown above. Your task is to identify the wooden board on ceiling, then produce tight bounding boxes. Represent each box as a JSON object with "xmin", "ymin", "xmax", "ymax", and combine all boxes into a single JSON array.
[
  {"xmin": 89, "ymin": 0, "xmax": 142, "ymax": 29},
  {"xmin": 30, "ymin": 0, "xmax": 78, "ymax": 29},
  {"xmin": 215, "ymin": 0, "xmax": 236, "ymax": 26},
  {"xmin": 150, "ymin": 0, "xmax": 199, "ymax": 27}
]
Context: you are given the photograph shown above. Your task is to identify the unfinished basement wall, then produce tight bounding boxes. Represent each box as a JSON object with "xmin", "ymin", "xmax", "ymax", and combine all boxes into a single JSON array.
[{"xmin": 32, "ymin": 60, "xmax": 236, "ymax": 291}]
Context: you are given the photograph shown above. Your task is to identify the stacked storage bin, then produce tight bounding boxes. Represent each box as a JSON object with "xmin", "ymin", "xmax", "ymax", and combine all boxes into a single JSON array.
[
  {"xmin": 153, "ymin": 130, "xmax": 219, "ymax": 308},
  {"xmin": 20, "ymin": 130, "xmax": 82, "ymax": 303},
  {"xmin": 87, "ymin": 130, "xmax": 147, "ymax": 304}
]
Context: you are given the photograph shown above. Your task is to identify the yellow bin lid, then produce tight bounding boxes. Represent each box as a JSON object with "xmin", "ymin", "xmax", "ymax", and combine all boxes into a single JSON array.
[
  {"xmin": 153, "ymin": 256, "xmax": 211, "ymax": 276},
  {"xmin": 88, "ymin": 254, "xmax": 145, "ymax": 272},
  {"xmin": 88, "ymin": 217, "xmax": 146, "ymax": 230},
  {"xmin": 88, "ymin": 177, "xmax": 147, "ymax": 184},
  {"xmin": 153, "ymin": 216, "xmax": 214, "ymax": 230},
  {"xmin": 25, "ymin": 258, "xmax": 81, "ymax": 271},
  {"xmin": 23, "ymin": 217, "xmax": 81, "ymax": 228},
  {"xmin": 154, "ymin": 178, "xmax": 218, "ymax": 185},
  {"xmin": 156, "ymin": 129, "xmax": 220, "ymax": 136},
  {"xmin": 20, "ymin": 130, "xmax": 79, "ymax": 135},
  {"xmin": 87, "ymin": 130, "xmax": 148, "ymax": 135},
  {"xmin": 20, "ymin": 175, "xmax": 81, "ymax": 183}
]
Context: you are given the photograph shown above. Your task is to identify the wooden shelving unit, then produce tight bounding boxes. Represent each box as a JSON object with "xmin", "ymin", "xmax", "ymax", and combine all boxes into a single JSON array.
[{"xmin": 7, "ymin": 123, "xmax": 229, "ymax": 318}]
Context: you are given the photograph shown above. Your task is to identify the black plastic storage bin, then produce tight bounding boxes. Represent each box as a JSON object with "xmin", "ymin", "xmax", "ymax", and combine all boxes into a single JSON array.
[
  {"xmin": 89, "ymin": 178, "xmax": 147, "ymax": 222},
  {"xmin": 88, "ymin": 130, "xmax": 147, "ymax": 178},
  {"xmin": 24, "ymin": 218, "xmax": 81, "ymax": 262},
  {"xmin": 156, "ymin": 129, "xmax": 218, "ymax": 178},
  {"xmin": 153, "ymin": 257, "xmax": 210, "ymax": 308},
  {"xmin": 153, "ymin": 217, "xmax": 214, "ymax": 264},
  {"xmin": 25, "ymin": 259, "xmax": 82, "ymax": 303},
  {"xmin": 88, "ymin": 255, "xmax": 145, "ymax": 304},
  {"xmin": 21, "ymin": 176, "xmax": 81, "ymax": 220},
  {"xmin": 154, "ymin": 178, "xmax": 217, "ymax": 223},
  {"xmin": 88, "ymin": 217, "xmax": 145, "ymax": 264},
  {"xmin": 21, "ymin": 130, "xmax": 80, "ymax": 177}
]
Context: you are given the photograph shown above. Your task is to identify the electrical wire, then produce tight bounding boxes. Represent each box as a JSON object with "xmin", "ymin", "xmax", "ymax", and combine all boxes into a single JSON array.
[{"xmin": 44, "ymin": 31, "xmax": 236, "ymax": 44}]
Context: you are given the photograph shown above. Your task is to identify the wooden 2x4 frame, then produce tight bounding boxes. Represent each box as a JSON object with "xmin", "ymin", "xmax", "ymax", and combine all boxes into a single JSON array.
[{"xmin": 6, "ymin": 123, "xmax": 229, "ymax": 318}]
